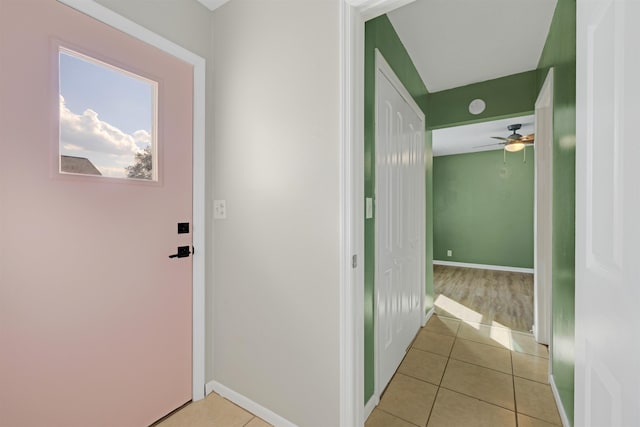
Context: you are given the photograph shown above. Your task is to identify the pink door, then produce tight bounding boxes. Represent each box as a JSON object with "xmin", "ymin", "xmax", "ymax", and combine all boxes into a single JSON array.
[{"xmin": 0, "ymin": 1, "xmax": 193, "ymax": 426}]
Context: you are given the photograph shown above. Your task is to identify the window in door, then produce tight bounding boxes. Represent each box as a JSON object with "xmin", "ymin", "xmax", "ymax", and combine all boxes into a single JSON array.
[{"xmin": 58, "ymin": 47, "xmax": 157, "ymax": 180}]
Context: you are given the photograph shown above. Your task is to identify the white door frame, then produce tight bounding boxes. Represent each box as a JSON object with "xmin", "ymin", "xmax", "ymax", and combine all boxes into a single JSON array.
[
  {"xmin": 57, "ymin": 0, "xmax": 207, "ymax": 402},
  {"xmin": 533, "ymin": 68, "xmax": 554, "ymax": 346},
  {"xmin": 340, "ymin": 1, "xmax": 418, "ymax": 426}
]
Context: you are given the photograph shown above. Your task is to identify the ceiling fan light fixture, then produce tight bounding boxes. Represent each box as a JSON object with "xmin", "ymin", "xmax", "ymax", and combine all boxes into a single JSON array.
[{"xmin": 504, "ymin": 142, "xmax": 525, "ymax": 152}]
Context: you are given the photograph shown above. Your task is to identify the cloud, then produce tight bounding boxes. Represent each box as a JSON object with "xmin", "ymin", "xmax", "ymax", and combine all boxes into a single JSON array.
[
  {"xmin": 62, "ymin": 143, "xmax": 83, "ymax": 151},
  {"xmin": 133, "ymin": 129, "xmax": 151, "ymax": 144},
  {"xmin": 59, "ymin": 95, "xmax": 148, "ymax": 156}
]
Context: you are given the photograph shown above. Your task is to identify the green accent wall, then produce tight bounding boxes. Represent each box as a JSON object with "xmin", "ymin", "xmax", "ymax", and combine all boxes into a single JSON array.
[
  {"xmin": 364, "ymin": 15, "xmax": 430, "ymax": 403},
  {"xmin": 426, "ymin": 55, "xmax": 539, "ymax": 272},
  {"xmin": 537, "ymin": 0, "xmax": 576, "ymax": 423},
  {"xmin": 433, "ymin": 150, "xmax": 534, "ymax": 268},
  {"xmin": 427, "ymin": 71, "xmax": 538, "ymax": 130}
]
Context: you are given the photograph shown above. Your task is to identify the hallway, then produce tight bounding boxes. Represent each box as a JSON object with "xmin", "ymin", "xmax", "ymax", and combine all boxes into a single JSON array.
[
  {"xmin": 366, "ymin": 315, "xmax": 560, "ymax": 427},
  {"xmin": 366, "ymin": 266, "xmax": 560, "ymax": 426}
]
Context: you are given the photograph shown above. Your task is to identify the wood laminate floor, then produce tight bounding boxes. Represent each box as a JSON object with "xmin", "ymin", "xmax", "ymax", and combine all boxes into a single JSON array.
[{"xmin": 434, "ymin": 265, "xmax": 533, "ymax": 333}]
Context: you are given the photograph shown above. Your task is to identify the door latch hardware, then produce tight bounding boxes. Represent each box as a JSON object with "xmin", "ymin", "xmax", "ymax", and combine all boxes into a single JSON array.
[
  {"xmin": 178, "ymin": 222, "xmax": 190, "ymax": 234},
  {"xmin": 169, "ymin": 246, "xmax": 191, "ymax": 259}
]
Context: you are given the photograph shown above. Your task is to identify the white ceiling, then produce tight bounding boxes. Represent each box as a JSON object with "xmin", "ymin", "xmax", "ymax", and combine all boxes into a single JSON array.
[
  {"xmin": 387, "ymin": 0, "xmax": 557, "ymax": 92},
  {"xmin": 196, "ymin": 0, "xmax": 230, "ymax": 11},
  {"xmin": 387, "ymin": 0, "xmax": 555, "ymax": 156},
  {"xmin": 432, "ymin": 115, "xmax": 535, "ymax": 157}
]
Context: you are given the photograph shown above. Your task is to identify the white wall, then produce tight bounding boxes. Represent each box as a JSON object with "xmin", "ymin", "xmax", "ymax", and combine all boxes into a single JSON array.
[{"xmin": 211, "ymin": 1, "xmax": 341, "ymax": 426}]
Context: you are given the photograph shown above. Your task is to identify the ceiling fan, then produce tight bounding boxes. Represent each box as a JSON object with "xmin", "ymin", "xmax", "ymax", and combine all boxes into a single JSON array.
[{"xmin": 476, "ymin": 124, "xmax": 535, "ymax": 152}]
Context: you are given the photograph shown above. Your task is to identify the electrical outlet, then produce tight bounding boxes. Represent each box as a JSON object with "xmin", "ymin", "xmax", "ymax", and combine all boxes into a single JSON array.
[
  {"xmin": 213, "ymin": 200, "xmax": 226, "ymax": 219},
  {"xmin": 447, "ymin": 249, "xmax": 452, "ymax": 257}
]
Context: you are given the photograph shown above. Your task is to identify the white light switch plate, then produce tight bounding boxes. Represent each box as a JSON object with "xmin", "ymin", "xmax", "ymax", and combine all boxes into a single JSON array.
[
  {"xmin": 214, "ymin": 200, "xmax": 226, "ymax": 219},
  {"xmin": 365, "ymin": 198, "xmax": 373, "ymax": 219}
]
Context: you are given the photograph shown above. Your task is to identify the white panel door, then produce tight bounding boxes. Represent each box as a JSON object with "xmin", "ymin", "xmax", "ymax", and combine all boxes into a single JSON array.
[
  {"xmin": 575, "ymin": 0, "xmax": 640, "ymax": 426},
  {"xmin": 375, "ymin": 51, "xmax": 425, "ymax": 395}
]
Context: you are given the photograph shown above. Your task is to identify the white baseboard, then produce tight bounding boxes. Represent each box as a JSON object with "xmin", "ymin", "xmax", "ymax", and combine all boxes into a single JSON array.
[
  {"xmin": 204, "ymin": 380, "xmax": 216, "ymax": 396},
  {"xmin": 364, "ymin": 394, "xmax": 379, "ymax": 421},
  {"xmin": 205, "ymin": 380, "xmax": 297, "ymax": 427},
  {"xmin": 433, "ymin": 260, "xmax": 534, "ymax": 274},
  {"xmin": 549, "ymin": 374, "xmax": 572, "ymax": 427},
  {"xmin": 424, "ymin": 306, "xmax": 435, "ymax": 326}
]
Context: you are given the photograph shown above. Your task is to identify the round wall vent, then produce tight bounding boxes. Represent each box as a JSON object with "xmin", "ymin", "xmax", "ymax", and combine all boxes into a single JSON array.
[{"xmin": 468, "ymin": 99, "xmax": 486, "ymax": 115}]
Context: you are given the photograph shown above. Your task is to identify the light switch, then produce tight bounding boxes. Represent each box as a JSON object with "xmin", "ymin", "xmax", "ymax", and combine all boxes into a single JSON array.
[
  {"xmin": 365, "ymin": 198, "xmax": 374, "ymax": 219},
  {"xmin": 213, "ymin": 200, "xmax": 226, "ymax": 219}
]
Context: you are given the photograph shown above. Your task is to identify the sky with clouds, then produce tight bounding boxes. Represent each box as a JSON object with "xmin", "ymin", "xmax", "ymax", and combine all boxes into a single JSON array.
[{"xmin": 59, "ymin": 50, "xmax": 155, "ymax": 178}]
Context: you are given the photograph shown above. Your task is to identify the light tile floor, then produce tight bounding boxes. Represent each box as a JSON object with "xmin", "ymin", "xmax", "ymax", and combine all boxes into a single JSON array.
[
  {"xmin": 366, "ymin": 314, "xmax": 562, "ymax": 427},
  {"xmin": 154, "ymin": 392, "xmax": 271, "ymax": 427}
]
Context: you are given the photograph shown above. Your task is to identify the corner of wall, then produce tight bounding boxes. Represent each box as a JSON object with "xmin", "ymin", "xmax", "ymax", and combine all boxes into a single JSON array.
[{"xmin": 535, "ymin": 0, "xmax": 577, "ymax": 424}]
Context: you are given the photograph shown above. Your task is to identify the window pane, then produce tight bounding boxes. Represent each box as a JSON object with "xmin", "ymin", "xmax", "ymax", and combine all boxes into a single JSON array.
[{"xmin": 59, "ymin": 48, "xmax": 157, "ymax": 180}]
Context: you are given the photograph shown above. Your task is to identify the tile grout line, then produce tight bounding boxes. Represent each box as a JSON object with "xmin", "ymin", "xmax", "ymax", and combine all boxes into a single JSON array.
[
  {"xmin": 510, "ymin": 376, "xmax": 564, "ymax": 426},
  {"xmin": 424, "ymin": 321, "xmax": 459, "ymax": 427},
  {"xmin": 436, "ymin": 384, "xmax": 518, "ymax": 414},
  {"xmin": 408, "ymin": 345, "xmax": 450, "ymax": 360},
  {"xmin": 375, "ymin": 407, "xmax": 422, "ymax": 427},
  {"xmin": 511, "ymin": 351, "xmax": 519, "ymax": 427},
  {"xmin": 446, "ymin": 354, "xmax": 518, "ymax": 378},
  {"xmin": 513, "ymin": 373, "xmax": 555, "ymax": 386}
]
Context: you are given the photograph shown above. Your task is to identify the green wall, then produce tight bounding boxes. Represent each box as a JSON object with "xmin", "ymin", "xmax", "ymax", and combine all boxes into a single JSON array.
[
  {"xmin": 433, "ymin": 150, "xmax": 534, "ymax": 268},
  {"xmin": 426, "ymin": 49, "xmax": 538, "ymax": 272},
  {"xmin": 427, "ymin": 70, "xmax": 538, "ymax": 130},
  {"xmin": 536, "ymin": 0, "xmax": 577, "ymax": 423},
  {"xmin": 364, "ymin": 15, "xmax": 430, "ymax": 403}
]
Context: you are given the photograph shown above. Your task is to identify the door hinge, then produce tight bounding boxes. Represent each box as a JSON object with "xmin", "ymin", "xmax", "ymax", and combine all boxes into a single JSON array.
[{"xmin": 352, "ymin": 254, "xmax": 358, "ymax": 269}]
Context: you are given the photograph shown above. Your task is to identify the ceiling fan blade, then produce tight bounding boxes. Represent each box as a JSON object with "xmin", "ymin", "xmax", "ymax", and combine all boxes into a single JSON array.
[
  {"xmin": 473, "ymin": 142, "xmax": 504, "ymax": 148},
  {"xmin": 491, "ymin": 136, "xmax": 509, "ymax": 141},
  {"xmin": 521, "ymin": 133, "xmax": 535, "ymax": 142}
]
